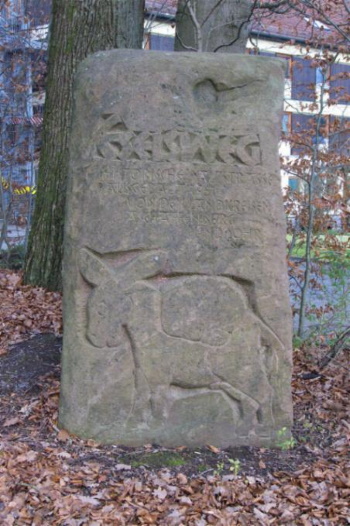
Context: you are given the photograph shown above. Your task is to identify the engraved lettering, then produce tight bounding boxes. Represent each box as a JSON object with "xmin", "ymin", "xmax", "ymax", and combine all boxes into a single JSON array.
[
  {"xmin": 96, "ymin": 127, "xmax": 262, "ymax": 166},
  {"xmin": 236, "ymin": 135, "xmax": 261, "ymax": 166}
]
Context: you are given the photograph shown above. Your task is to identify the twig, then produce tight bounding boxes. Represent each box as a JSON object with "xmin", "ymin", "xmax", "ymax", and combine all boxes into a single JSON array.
[{"xmin": 318, "ymin": 326, "xmax": 350, "ymax": 370}]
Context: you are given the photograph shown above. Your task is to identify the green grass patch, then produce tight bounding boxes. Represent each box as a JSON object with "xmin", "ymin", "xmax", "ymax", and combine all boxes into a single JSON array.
[
  {"xmin": 125, "ymin": 451, "xmax": 186, "ymax": 469},
  {"xmin": 287, "ymin": 234, "xmax": 350, "ymax": 260},
  {"xmin": 197, "ymin": 463, "xmax": 211, "ymax": 472}
]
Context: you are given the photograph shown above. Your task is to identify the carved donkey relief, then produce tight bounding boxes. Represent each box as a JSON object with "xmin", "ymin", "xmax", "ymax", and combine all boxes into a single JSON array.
[{"xmin": 79, "ymin": 248, "xmax": 282, "ymax": 433}]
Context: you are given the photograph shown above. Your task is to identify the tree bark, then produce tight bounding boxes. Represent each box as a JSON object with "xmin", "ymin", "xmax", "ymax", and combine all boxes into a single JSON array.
[
  {"xmin": 116, "ymin": 0, "xmax": 145, "ymax": 48},
  {"xmin": 175, "ymin": 0, "xmax": 253, "ymax": 53},
  {"xmin": 24, "ymin": 0, "xmax": 145, "ymax": 291}
]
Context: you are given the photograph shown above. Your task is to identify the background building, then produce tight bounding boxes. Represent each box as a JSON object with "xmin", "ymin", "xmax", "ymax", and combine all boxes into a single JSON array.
[
  {"xmin": 145, "ymin": 1, "xmax": 350, "ymax": 195},
  {"xmin": 0, "ymin": 0, "xmax": 349, "ymax": 240},
  {"xmin": 0, "ymin": 0, "xmax": 49, "ymax": 240}
]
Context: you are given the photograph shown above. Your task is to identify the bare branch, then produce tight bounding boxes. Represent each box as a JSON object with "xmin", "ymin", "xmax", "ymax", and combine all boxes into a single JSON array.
[
  {"xmin": 186, "ymin": 0, "xmax": 203, "ymax": 51},
  {"xmin": 319, "ymin": 326, "xmax": 350, "ymax": 370},
  {"xmin": 174, "ymin": 29, "xmax": 198, "ymax": 51},
  {"xmin": 256, "ymin": 0, "xmax": 289, "ymax": 8}
]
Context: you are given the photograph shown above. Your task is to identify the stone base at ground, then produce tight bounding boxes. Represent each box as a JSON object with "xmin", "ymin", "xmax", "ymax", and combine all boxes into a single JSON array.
[{"xmin": 59, "ymin": 50, "xmax": 293, "ymax": 447}]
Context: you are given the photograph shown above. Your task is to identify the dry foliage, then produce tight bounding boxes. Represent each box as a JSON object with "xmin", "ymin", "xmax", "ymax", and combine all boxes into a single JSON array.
[
  {"xmin": 0, "ymin": 269, "xmax": 349, "ymax": 525},
  {"xmin": 0, "ymin": 269, "xmax": 62, "ymax": 355}
]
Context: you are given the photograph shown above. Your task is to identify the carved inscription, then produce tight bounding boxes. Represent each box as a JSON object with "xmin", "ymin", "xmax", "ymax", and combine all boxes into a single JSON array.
[
  {"xmin": 90, "ymin": 162, "xmax": 271, "ymax": 247},
  {"xmin": 96, "ymin": 120, "xmax": 262, "ymax": 166},
  {"xmin": 95, "ymin": 165, "xmax": 275, "ymax": 190},
  {"xmin": 93, "ymin": 118, "xmax": 270, "ymax": 249}
]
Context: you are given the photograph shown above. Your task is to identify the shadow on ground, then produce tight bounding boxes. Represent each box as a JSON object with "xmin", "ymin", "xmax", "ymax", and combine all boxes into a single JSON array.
[{"xmin": 0, "ymin": 333, "xmax": 62, "ymax": 394}]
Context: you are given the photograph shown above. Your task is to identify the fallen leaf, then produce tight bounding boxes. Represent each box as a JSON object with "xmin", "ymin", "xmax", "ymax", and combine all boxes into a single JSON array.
[
  {"xmin": 253, "ymin": 507, "xmax": 268, "ymax": 521},
  {"xmin": 153, "ymin": 487, "xmax": 167, "ymax": 500},
  {"xmin": 6, "ymin": 274, "xmax": 21, "ymax": 287},
  {"xmin": 17, "ymin": 450, "xmax": 38, "ymax": 463},
  {"xmin": 3, "ymin": 417, "xmax": 21, "ymax": 427},
  {"xmin": 57, "ymin": 429, "xmax": 71, "ymax": 442},
  {"xmin": 75, "ymin": 495, "xmax": 101, "ymax": 506},
  {"xmin": 115, "ymin": 464, "xmax": 131, "ymax": 471},
  {"xmin": 56, "ymin": 451, "xmax": 72, "ymax": 459},
  {"xmin": 177, "ymin": 473, "xmax": 188, "ymax": 485},
  {"xmin": 179, "ymin": 496, "xmax": 192, "ymax": 505},
  {"xmin": 86, "ymin": 439, "xmax": 100, "ymax": 447}
]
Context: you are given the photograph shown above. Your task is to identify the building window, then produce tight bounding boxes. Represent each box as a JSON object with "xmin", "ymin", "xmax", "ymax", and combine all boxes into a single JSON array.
[
  {"xmin": 149, "ymin": 34, "xmax": 174, "ymax": 51},
  {"xmin": 31, "ymin": 50, "xmax": 47, "ymax": 93},
  {"xmin": 4, "ymin": 51, "xmax": 28, "ymax": 94},
  {"xmin": 316, "ymin": 67, "xmax": 325, "ymax": 84},
  {"xmin": 33, "ymin": 104, "xmax": 44, "ymax": 116},
  {"xmin": 288, "ymin": 177, "xmax": 299, "ymax": 191},
  {"xmin": 24, "ymin": 0, "xmax": 51, "ymax": 25},
  {"xmin": 291, "ymin": 114, "xmax": 327, "ymax": 155},
  {"xmin": 291, "ymin": 57, "xmax": 316, "ymax": 101},
  {"xmin": 329, "ymin": 63, "xmax": 350, "ymax": 104},
  {"xmin": 258, "ymin": 51, "xmax": 276, "ymax": 58},
  {"xmin": 282, "ymin": 113, "xmax": 290, "ymax": 137},
  {"xmin": 6, "ymin": 124, "xmax": 19, "ymax": 148},
  {"xmin": 329, "ymin": 117, "xmax": 350, "ymax": 155},
  {"xmin": 291, "ymin": 114, "xmax": 311, "ymax": 154},
  {"xmin": 1, "ymin": 0, "xmax": 23, "ymax": 25}
]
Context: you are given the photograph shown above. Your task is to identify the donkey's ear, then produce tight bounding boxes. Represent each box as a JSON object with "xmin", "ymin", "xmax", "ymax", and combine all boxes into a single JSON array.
[{"xmin": 78, "ymin": 248, "xmax": 111, "ymax": 286}]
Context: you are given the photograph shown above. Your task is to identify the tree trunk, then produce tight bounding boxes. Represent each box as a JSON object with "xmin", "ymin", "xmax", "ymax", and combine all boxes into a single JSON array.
[
  {"xmin": 116, "ymin": 0, "xmax": 145, "ymax": 48},
  {"xmin": 175, "ymin": 0, "xmax": 253, "ymax": 53},
  {"xmin": 24, "ymin": 0, "xmax": 145, "ymax": 291}
]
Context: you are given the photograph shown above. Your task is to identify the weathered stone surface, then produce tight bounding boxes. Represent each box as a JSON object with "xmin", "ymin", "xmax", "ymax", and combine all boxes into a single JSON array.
[{"xmin": 59, "ymin": 50, "xmax": 293, "ymax": 447}]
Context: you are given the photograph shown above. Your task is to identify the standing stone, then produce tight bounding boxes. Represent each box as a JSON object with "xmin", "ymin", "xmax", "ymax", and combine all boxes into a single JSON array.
[{"xmin": 59, "ymin": 50, "xmax": 293, "ymax": 447}]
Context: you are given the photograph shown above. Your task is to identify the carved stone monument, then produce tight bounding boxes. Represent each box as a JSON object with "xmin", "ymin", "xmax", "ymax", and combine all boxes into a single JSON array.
[{"xmin": 59, "ymin": 50, "xmax": 293, "ymax": 447}]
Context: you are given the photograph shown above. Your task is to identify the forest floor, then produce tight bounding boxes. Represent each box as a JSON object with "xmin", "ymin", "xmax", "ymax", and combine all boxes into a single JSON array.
[{"xmin": 0, "ymin": 268, "xmax": 349, "ymax": 525}]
